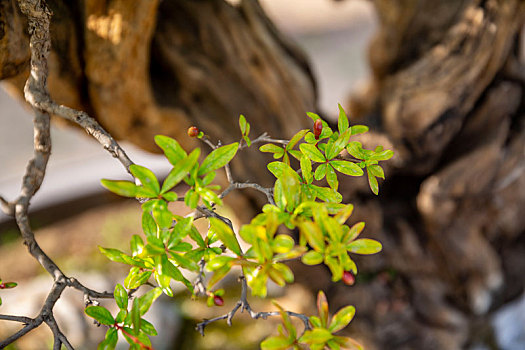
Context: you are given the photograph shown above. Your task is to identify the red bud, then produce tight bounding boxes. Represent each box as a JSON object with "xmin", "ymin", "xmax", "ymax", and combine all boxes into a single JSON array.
[
  {"xmin": 213, "ymin": 295, "xmax": 224, "ymax": 306},
  {"xmin": 342, "ymin": 271, "xmax": 355, "ymax": 286},
  {"xmin": 313, "ymin": 119, "xmax": 323, "ymax": 139},
  {"xmin": 187, "ymin": 126, "xmax": 199, "ymax": 137}
]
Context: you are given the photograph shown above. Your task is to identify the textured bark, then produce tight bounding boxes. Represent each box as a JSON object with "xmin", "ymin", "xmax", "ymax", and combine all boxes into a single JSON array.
[{"xmin": 334, "ymin": 0, "xmax": 525, "ymax": 349}]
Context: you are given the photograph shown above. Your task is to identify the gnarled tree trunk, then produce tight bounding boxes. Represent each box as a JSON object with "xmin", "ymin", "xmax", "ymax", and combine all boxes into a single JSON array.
[{"xmin": 329, "ymin": 0, "xmax": 525, "ymax": 348}]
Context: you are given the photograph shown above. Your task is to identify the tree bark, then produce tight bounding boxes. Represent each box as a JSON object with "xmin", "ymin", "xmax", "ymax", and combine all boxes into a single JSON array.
[{"xmin": 330, "ymin": 0, "xmax": 525, "ymax": 348}]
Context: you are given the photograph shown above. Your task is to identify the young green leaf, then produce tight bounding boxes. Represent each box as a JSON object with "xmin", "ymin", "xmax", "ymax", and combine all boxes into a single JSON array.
[
  {"xmin": 198, "ymin": 143, "xmax": 239, "ymax": 176},
  {"xmin": 138, "ymin": 287, "xmax": 162, "ymax": 316},
  {"xmin": 239, "ymin": 114, "xmax": 248, "ymax": 135},
  {"xmin": 85, "ymin": 306, "xmax": 115, "ymax": 325},
  {"xmin": 161, "ymin": 148, "xmax": 200, "ymax": 193},
  {"xmin": 154, "ymin": 135, "xmax": 187, "ymax": 165},
  {"xmin": 100, "ymin": 180, "xmax": 139, "ymax": 198},
  {"xmin": 298, "ymin": 328, "xmax": 333, "ymax": 344},
  {"xmin": 346, "ymin": 239, "xmax": 382, "ymax": 254},
  {"xmin": 260, "ymin": 336, "xmax": 294, "ymax": 350},
  {"xmin": 300, "ymin": 143, "xmax": 326, "ymax": 163},
  {"xmin": 326, "ymin": 165, "xmax": 338, "ymax": 190},
  {"xmin": 314, "ymin": 163, "xmax": 328, "ymax": 181},
  {"xmin": 301, "ymin": 250, "xmax": 324, "ymax": 265},
  {"xmin": 286, "ymin": 129, "xmax": 308, "ymax": 150},
  {"xmin": 130, "ymin": 165, "xmax": 160, "ymax": 195},
  {"xmin": 114, "ymin": 284, "xmax": 128, "ymax": 310},
  {"xmin": 329, "ymin": 305, "xmax": 356, "ymax": 333},
  {"xmin": 300, "ymin": 155, "xmax": 313, "ymax": 184},
  {"xmin": 142, "ymin": 212, "xmax": 157, "ymax": 238},
  {"xmin": 337, "ymin": 103, "xmax": 349, "ymax": 134},
  {"xmin": 98, "ymin": 328, "xmax": 118, "ymax": 350},
  {"xmin": 298, "ymin": 221, "xmax": 325, "ymax": 251},
  {"xmin": 366, "ymin": 167, "xmax": 379, "ymax": 195},
  {"xmin": 260, "ymin": 144, "xmax": 285, "ymax": 159},
  {"xmin": 330, "ymin": 160, "xmax": 363, "ymax": 177},
  {"xmin": 209, "ymin": 217, "xmax": 242, "ymax": 256}
]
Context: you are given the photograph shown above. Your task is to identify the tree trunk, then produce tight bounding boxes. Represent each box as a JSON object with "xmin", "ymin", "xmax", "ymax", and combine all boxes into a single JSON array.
[{"xmin": 326, "ymin": 0, "xmax": 525, "ymax": 348}]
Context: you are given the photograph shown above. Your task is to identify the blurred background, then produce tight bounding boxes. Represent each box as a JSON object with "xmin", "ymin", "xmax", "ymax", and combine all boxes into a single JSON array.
[{"xmin": 0, "ymin": 0, "xmax": 523, "ymax": 349}]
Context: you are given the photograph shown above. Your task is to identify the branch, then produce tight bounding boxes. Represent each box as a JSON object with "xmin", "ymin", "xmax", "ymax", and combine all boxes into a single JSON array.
[
  {"xmin": 195, "ymin": 275, "xmax": 310, "ymax": 336},
  {"xmin": 0, "ymin": 0, "xmax": 140, "ymax": 347},
  {"xmin": 220, "ymin": 182, "xmax": 274, "ymax": 205}
]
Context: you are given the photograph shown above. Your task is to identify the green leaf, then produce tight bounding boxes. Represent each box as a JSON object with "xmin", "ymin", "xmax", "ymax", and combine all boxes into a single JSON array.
[
  {"xmin": 130, "ymin": 235, "xmax": 144, "ymax": 257},
  {"xmin": 338, "ymin": 104, "xmax": 349, "ymax": 134},
  {"xmin": 367, "ymin": 164, "xmax": 385, "ymax": 179},
  {"xmin": 280, "ymin": 165, "xmax": 301, "ymax": 212},
  {"xmin": 272, "ymin": 234, "xmax": 294, "ymax": 253},
  {"xmin": 98, "ymin": 328, "xmax": 118, "ymax": 350},
  {"xmin": 325, "ymin": 255, "xmax": 343, "ymax": 282},
  {"xmin": 345, "ymin": 222, "xmax": 365, "ymax": 243},
  {"xmin": 366, "ymin": 168, "xmax": 379, "ymax": 195},
  {"xmin": 261, "ymin": 336, "xmax": 294, "ymax": 350},
  {"xmin": 126, "ymin": 270, "xmax": 152, "ymax": 289},
  {"xmin": 114, "ymin": 284, "xmax": 128, "ymax": 310},
  {"xmin": 351, "ymin": 125, "xmax": 369, "ymax": 135},
  {"xmin": 142, "ymin": 212, "xmax": 157, "ymax": 238},
  {"xmin": 99, "ymin": 247, "xmax": 132, "ymax": 264},
  {"xmin": 272, "ymin": 263, "xmax": 294, "ymax": 283},
  {"xmin": 239, "ymin": 114, "xmax": 248, "ymax": 135},
  {"xmin": 184, "ymin": 189, "xmax": 200, "ymax": 209},
  {"xmin": 154, "ymin": 135, "xmax": 187, "ymax": 165},
  {"xmin": 207, "ymin": 264, "xmax": 232, "ymax": 289},
  {"xmin": 330, "ymin": 160, "xmax": 364, "ymax": 177},
  {"xmin": 140, "ymin": 318, "xmax": 158, "ymax": 336},
  {"xmin": 198, "ymin": 143, "xmax": 239, "ymax": 176},
  {"xmin": 85, "ymin": 306, "xmax": 114, "ymax": 325},
  {"xmin": 326, "ymin": 129, "xmax": 351, "ymax": 160},
  {"xmin": 313, "ymin": 186, "xmax": 342, "ymax": 203},
  {"xmin": 326, "ymin": 165, "xmax": 338, "ymax": 190},
  {"xmin": 329, "ymin": 305, "xmax": 356, "ymax": 333},
  {"xmin": 370, "ymin": 149, "xmax": 393, "ymax": 161},
  {"xmin": 209, "ymin": 217, "xmax": 242, "ymax": 256},
  {"xmin": 346, "ymin": 142, "xmax": 367, "ymax": 160},
  {"xmin": 301, "ymin": 251, "xmax": 324, "ymax": 265},
  {"xmin": 100, "ymin": 180, "xmax": 139, "ymax": 198},
  {"xmin": 130, "ymin": 165, "xmax": 160, "ymax": 195},
  {"xmin": 314, "ymin": 163, "xmax": 327, "ymax": 181},
  {"xmin": 300, "ymin": 144, "xmax": 326, "ymax": 163},
  {"xmin": 299, "ymin": 328, "xmax": 333, "ymax": 344},
  {"xmin": 131, "ymin": 297, "xmax": 141, "ymax": 334},
  {"xmin": 260, "ymin": 144, "xmax": 285, "ymax": 158},
  {"xmin": 267, "ymin": 161, "xmax": 287, "ymax": 178},
  {"xmin": 2, "ymin": 282, "xmax": 17, "ymax": 289},
  {"xmin": 161, "ymin": 148, "xmax": 200, "ymax": 193},
  {"xmin": 298, "ymin": 221, "xmax": 325, "ymax": 251},
  {"xmin": 160, "ymin": 254, "xmax": 192, "ymax": 290},
  {"xmin": 300, "ymin": 155, "xmax": 313, "ymax": 184},
  {"xmin": 346, "ymin": 239, "xmax": 382, "ymax": 255},
  {"xmin": 138, "ymin": 288, "xmax": 162, "ymax": 316},
  {"xmin": 306, "ymin": 112, "xmax": 321, "ymax": 121},
  {"xmin": 317, "ymin": 291, "xmax": 329, "ymax": 327},
  {"xmin": 286, "ymin": 129, "xmax": 309, "ymax": 150}
]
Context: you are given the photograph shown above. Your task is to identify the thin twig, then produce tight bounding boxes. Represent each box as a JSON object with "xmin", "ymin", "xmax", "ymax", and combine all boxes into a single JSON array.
[{"xmin": 195, "ymin": 275, "xmax": 310, "ymax": 336}]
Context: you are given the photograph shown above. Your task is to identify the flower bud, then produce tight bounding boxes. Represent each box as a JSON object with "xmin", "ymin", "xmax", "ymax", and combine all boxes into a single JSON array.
[
  {"xmin": 313, "ymin": 119, "xmax": 323, "ymax": 139},
  {"xmin": 187, "ymin": 126, "xmax": 199, "ymax": 137},
  {"xmin": 342, "ymin": 271, "xmax": 355, "ymax": 286},
  {"xmin": 213, "ymin": 295, "xmax": 224, "ymax": 306}
]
